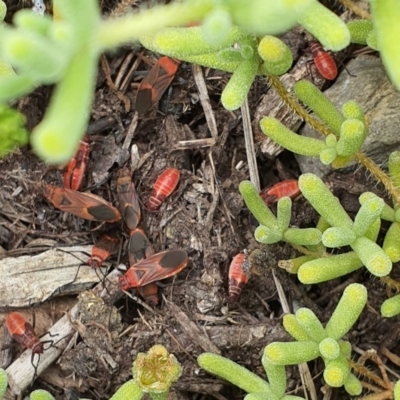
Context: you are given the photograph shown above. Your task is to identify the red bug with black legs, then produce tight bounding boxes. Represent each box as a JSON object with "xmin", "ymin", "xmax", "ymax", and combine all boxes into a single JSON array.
[
  {"xmin": 135, "ymin": 56, "xmax": 180, "ymax": 114},
  {"xmin": 63, "ymin": 137, "xmax": 90, "ymax": 191},
  {"xmin": 117, "ymin": 168, "xmax": 141, "ymax": 231},
  {"xmin": 6, "ymin": 312, "xmax": 44, "ymax": 380},
  {"xmin": 228, "ymin": 253, "xmax": 249, "ymax": 302},
  {"xmin": 146, "ymin": 168, "xmax": 180, "ymax": 212},
  {"xmin": 260, "ymin": 180, "xmax": 300, "ymax": 207},
  {"xmin": 42, "ymin": 184, "xmax": 121, "ymax": 222},
  {"xmin": 88, "ymin": 233, "xmax": 120, "ymax": 269},
  {"xmin": 118, "ymin": 249, "xmax": 188, "ymax": 290},
  {"xmin": 309, "ymin": 40, "xmax": 338, "ymax": 81}
]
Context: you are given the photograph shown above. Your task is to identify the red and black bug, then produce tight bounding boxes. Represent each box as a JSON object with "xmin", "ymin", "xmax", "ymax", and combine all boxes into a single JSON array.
[
  {"xmin": 88, "ymin": 233, "xmax": 120, "ymax": 269},
  {"xmin": 117, "ymin": 168, "xmax": 141, "ymax": 231},
  {"xmin": 63, "ymin": 137, "xmax": 90, "ymax": 191},
  {"xmin": 228, "ymin": 253, "xmax": 250, "ymax": 302},
  {"xmin": 309, "ymin": 40, "xmax": 338, "ymax": 81},
  {"xmin": 146, "ymin": 168, "xmax": 180, "ymax": 212},
  {"xmin": 6, "ymin": 312, "xmax": 45, "ymax": 380},
  {"xmin": 128, "ymin": 228, "xmax": 159, "ymax": 305},
  {"xmin": 118, "ymin": 249, "xmax": 188, "ymax": 290},
  {"xmin": 260, "ymin": 180, "xmax": 300, "ymax": 207},
  {"xmin": 135, "ymin": 56, "xmax": 180, "ymax": 114},
  {"xmin": 42, "ymin": 185, "xmax": 121, "ymax": 222}
]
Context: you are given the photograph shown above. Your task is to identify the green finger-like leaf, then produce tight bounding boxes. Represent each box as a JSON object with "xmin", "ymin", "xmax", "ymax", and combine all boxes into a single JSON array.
[
  {"xmin": 364, "ymin": 217, "xmax": 381, "ymax": 243},
  {"xmin": 381, "ymin": 294, "xmax": 400, "ymax": 318},
  {"xmin": 298, "ymin": 252, "xmax": 363, "ymax": 284},
  {"xmin": 319, "ymin": 148, "xmax": 337, "ymax": 165},
  {"xmin": 347, "ymin": 20, "xmax": 374, "ymax": 45},
  {"xmin": 264, "ymin": 341, "xmax": 320, "ymax": 366},
  {"xmin": 341, "ymin": 100, "xmax": 365, "ymax": 122},
  {"xmin": 383, "ymin": 222, "xmax": 400, "ymax": 262},
  {"xmin": 0, "ymin": 369, "xmax": 7, "ymax": 399},
  {"xmin": 14, "ymin": 10, "xmax": 52, "ymax": 36},
  {"xmin": 344, "ymin": 373, "xmax": 363, "ymax": 396},
  {"xmin": 299, "ymin": 174, "xmax": 353, "ymax": 229},
  {"xmin": 352, "ymin": 197, "xmax": 384, "ymax": 237},
  {"xmin": 295, "ymin": 308, "xmax": 326, "ymax": 343},
  {"xmin": 325, "ymin": 283, "xmax": 367, "ymax": 340},
  {"xmin": 260, "ymin": 117, "xmax": 327, "ymax": 156},
  {"xmin": 319, "ymin": 338, "xmax": 340, "ymax": 360},
  {"xmin": 110, "ymin": 380, "xmax": 143, "ymax": 400},
  {"xmin": 336, "ymin": 119, "xmax": 365, "ymax": 157},
  {"xmin": 277, "ymin": 197, "xmax": 291, "ymax": 231},
  {"xmin": 366, "ymin": 29, "xmax": 379, "ymax": 50},
  {"xmin": 278, "ymin": 255, "xmax": 319, "ymax": 275},
  {"xmin": 221, "ymin": 54, "xmax": 258, "ymax": 110},
  {"xmin": 394, "ymin": 380, "xmax": 400, "ymax": 399},
  {"xmin": 297, "ymin": 1, "xmax": 350, "ymax": 51},
  {"xmin": 255, "ymin": 225, "xmax": 283, "ymax": 245},
  {"xmin": 261, "ymin": 356, "xmax": 286, "ymax": 398},
  {"xmin": 351, "ymin": 236, "xmax": 392, "ymax": 277},
  {"xmin": 323, "ymin": 355, "xmax": 350, "ymax": 387},
  {"xmin": 202, "ymin": 8, "xmax": 232, "ymax": 46},
  {"xmin": 283, "ymin": 314, "xmax": 310, "ymax": 341},
  {"xmin": 339, "ymin": 340, "xmax": 352, "ymax": 359},
  {"xmin": 283, "ymin": 228, "xmax": 322, "ymax": 246},
  {"xmin": 370, "ymin": 0, "xmax": 400, "ymax": 90},
  {"xmin": 30, "ymin": 390, "xmax": 56, "ymax": 400},
  {"xmin": 322, "ymin": 227, "xmax": 356, "ymax": 248},
  {"xmin": 258, "ymin": 35, "xmax": 292, "ymax": 76},
  {"xmin": 239, "ymin": 181, "xmax": 277, "ymax": 228},
  {"xmin": 294, "ymin": 80, "xmax": 344, "ymax": 136},
  {"xmin": 198, "ymin": 353, "xmax": 272, "ymax": 394}
]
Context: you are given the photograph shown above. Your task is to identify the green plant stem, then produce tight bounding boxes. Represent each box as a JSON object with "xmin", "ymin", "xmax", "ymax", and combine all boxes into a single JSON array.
[{"xmin": 97, "ymin": 0, "xmax": 213, "ymax": 50}]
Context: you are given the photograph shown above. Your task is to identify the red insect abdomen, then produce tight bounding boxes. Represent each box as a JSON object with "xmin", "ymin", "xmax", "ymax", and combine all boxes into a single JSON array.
[
  {"xmin": 228, "ymin": 253, "xmax": 249, "ymax": 302},
  {"xmin": 6, "ymin": 312, "xmax": 43, "ymax": 353},
  {"xmin": 147, "ymin": 168, "xmax": 180, "ymax": 212},
  {"xmin": 260, "ymin": 180, "xmax": 300, "ymax": 206},
  {"xmin": 309, "ymin": 41, "xmax": 337, "ymax": 81}
]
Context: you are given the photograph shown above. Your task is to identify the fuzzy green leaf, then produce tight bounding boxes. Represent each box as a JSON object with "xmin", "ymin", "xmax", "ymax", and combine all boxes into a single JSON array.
[
  {"xmin": 261, "ymin": 356, "xmax": 286, "ymax": 398},
  {"xmin": 239, "ymin": 181, "xmax": 278, "ymax": 228},
  {"xmin": 389, "ymin": 151, "xmax": 400, "ymax": 190},
  {"xmin": 30, "ymin": 390, "xmax": 56, "ymax": 400},
  {"xmin": 260, "ymin": 117, "xmax": 327, "ymax": 156},
  {"xmin": 202, "ymin": 8, "xmax": 232, "ymax": 46},
  {"xmin": 278, "ymin": 255, "xmax": 319, "ymax": 275},
  {"xmin": 298, "ymin": 252, "xmax": 363, "ymax": 284},
  {"xmin": 277, "ymin": 197, "xmax": 292, "ymax": 231},
  {"xmin": 352, "ymin": 197, "xmax": 384, "ymax": 237},
  {"xmin": 294, "ymin": 80, "xmax": 344, "ymax": 136},
  {"xmin": 344, "ymin": 373, "xmax": 363, "ymax": 396},
  {"xmin": 283, "ymin": 314, "xmax": 311, "ymax": 341},
  {"xmin": 298, "ymin": 174, "xmax": 353, "ymax": 229},
  {"xmin": 0, "ymin": 369, "xmax": 7, "ymax": 399},
  {"xmin": 323, "ymin": 355, "xmax": 350, "ymax": 387},
  {"xmin": 198, "ymin": 353, "xmax": 272, "ymax": 394},
  {"xmin": 370, "ymin": 0, "xmax": 400, "ymax": 90},
  {"xmin": 341, "ymin": 100, "xmax": 365, "ymax": 122},
  {"xmin": 322, "ymin": 227, "xmax": 356, "ymax": 247},
  {"xmin": 351, "ymin": 236, "xmax": 392, "ymax": 277},
  {"xmin": 283, "ymin": 228, "xmax": 322, "ymax": 246},
  {"xmin": 336, "ymin": 119, "xmax": 365, "ymax": 157},
  {"xmin": 110, "ymin": 380, "xmax": 143, "ymax": 400},
  {"xmin": 325, "ymin": 283, "xmax": 367, "ymax": 340},
  {"xmin": 394, "ymin": 380, "xmax": 400, "ymax": 399},
  {"xmin": 255, "ymin": 225, "xmax": 283, "ymax": 245},
  {"xmin": 258, "ymin": 36, "xmax": 293, "ymax": 75},
  {"xmin": 264, "ymin": 341, "xmax": 320, "ymax": 366},
  {"xmin": 383, "ymin": 222, "xmax": 400, "ymax": 262},
  {"xmin": 381, "ymin": 293, "xmax": 400, "ymax": 318},
  {"xmin": 297, "ymin": 1, "xmax": 350, "ymax": 51},
  {"xmin": 347, "ymin": 20, "xmax": 374, "ymax": 45},
  {"xmin": 295, "ymin": 308, "xmax": 326, "ymax": 343},
  {"xmin": 319, "ymin": 338, "xmax": 340, "ymax": 360}
]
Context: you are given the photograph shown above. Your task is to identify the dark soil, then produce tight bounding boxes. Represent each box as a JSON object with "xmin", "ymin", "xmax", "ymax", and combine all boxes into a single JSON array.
[{"xmin": 0, "ymin": 1, "xmax": 399, "ymax": 400}]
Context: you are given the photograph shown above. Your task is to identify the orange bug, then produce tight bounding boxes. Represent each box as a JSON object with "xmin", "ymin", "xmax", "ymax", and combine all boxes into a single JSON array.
[
  {"xmin": 309, "ymin": 40, "xmax": 338, "ymax": 81},
  {"xmin": 135, "ymin": 56, "xmax": 180, "ymax": 114},
  {"xmin": 146, "ymin": 168, "xmax": 180, "ymax": 212},
  {"xmin": 259, "ymin": 180, "xmax": 300, "ymax": 207},
  {"xmin": 117, "ymin": 168, "xmax": 141, "ymax": 231},
  {"xmin": 128, "ymin": 228, "xmax": 159, "ymax": 305},
  {"xmin": 118, "ymin": 249, "xmax": 188, "ymax": 290},
  {"xmin": 42, "ymin": 185, "xmax": 121, "ymax": 222},
  {"xmin": 6, "ymin": 312, "xmax": 45, "ymax": 378},
  {"xmin": 228, "ymin": 253, "xmax": 249, "ymax": 302},
  {"xmin": 63, "ymin": 137, "xmax": 90, "ymax": 191},
  {"xmin": 88, "ymin": 233, "xmax": 120, "ymax": 269}
]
